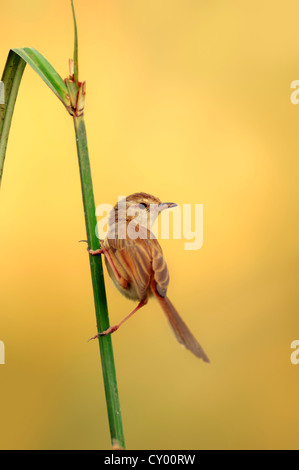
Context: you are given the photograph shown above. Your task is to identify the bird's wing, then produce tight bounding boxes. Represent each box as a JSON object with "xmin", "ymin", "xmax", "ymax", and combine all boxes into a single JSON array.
[
  {"xmin": 105, "ymin": 233, "xmax": 153, "ymax": 300},
  {"xmin": 105, "ymin": 226, "xmax": 169, "ymax": 299},
  {"xmin": 150, "ymin": 239, "xmax": 170, "ymax": 297}
]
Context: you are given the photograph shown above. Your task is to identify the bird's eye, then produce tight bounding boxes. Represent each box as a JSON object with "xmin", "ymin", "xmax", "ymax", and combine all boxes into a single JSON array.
[{"xmin": 139, "ymin": 203, "xmax": 147, "ymax": 209}]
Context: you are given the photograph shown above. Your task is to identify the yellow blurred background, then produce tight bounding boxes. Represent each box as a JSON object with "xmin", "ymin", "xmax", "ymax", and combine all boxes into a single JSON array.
[{"xmin": 0, "ymin": 0, "xmax": 298, "ymax": 450}]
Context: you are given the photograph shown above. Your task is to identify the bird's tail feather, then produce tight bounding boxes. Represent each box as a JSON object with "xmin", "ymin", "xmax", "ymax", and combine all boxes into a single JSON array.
[{"xmin": 152, "ymin": 285, "xmax": 210, "ymax": 363}]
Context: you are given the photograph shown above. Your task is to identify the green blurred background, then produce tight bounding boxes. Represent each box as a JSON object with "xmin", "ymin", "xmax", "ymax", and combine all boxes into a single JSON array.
[{"xmin": 0, "ymin": 0, "xmax": 298, "ymax": 450}]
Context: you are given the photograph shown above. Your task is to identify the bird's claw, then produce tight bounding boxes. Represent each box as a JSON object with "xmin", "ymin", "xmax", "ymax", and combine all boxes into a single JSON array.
[{"xmin": 88, "ymin": 325, "xmax": 119, "ymax": 341}]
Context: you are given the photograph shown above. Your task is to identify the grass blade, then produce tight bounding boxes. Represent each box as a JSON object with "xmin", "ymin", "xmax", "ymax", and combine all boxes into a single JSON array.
[
  {"xmin": 71, "ymin": 0, "xmax": 79, "ymax": 83},
  {"xmin": 1, "ymin": 48, "xmax": 72, "ymax": 186},
  {"xmin": 0, "ymin": 51, "xmax": 26, "ymax": 186},
  {"xmin": 12, "ymin": 47, "xmax": 72, "ymax": 109}
]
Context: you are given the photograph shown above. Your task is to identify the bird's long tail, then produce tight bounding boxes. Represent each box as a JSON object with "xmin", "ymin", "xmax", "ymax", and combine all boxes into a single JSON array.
[{"xmin": 151, "ymin": 284, "xmax": 210, "ymax": 363}]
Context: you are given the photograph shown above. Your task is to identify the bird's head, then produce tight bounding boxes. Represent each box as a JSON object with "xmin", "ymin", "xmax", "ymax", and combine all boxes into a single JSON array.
[{"xmin": 111, "ymin": 192, "xmax": 177, "ymax": 230}]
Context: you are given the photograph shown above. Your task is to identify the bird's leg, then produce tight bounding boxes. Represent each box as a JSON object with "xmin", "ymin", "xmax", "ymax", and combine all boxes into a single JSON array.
[{"xmin": 88, "ymin": 298, "xmax": 148, "ymax": 340}]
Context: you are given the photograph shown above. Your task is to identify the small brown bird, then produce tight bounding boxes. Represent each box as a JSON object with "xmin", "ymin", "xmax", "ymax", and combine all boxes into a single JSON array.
[{"xmin": 88, "ymin": 192, "xmax": 209, "ymax": 363}]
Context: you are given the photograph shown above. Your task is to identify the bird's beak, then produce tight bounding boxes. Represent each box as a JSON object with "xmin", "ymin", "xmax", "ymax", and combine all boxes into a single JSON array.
[{"xmin": 159, "ymin": 202, "xmax": 178, "ymax": 212}]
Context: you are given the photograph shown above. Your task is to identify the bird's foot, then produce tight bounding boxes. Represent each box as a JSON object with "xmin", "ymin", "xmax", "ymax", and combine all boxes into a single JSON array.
[
  {"xmin": 88, "ymin": 248, "xmax": 103, "ymax": 255},
  {"xmin": 79, "ymin": 239, "xmax": 104, "ymax": 255},
  {"xmin": 88, "ymin": 325, "xmax": 119, "ymax": 341}
]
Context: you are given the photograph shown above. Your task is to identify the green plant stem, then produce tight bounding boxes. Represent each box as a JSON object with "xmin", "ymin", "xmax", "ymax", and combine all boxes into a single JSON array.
[{"xmin": 73, "ymin": 115, "xmax": 125, "ymax": 449}]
